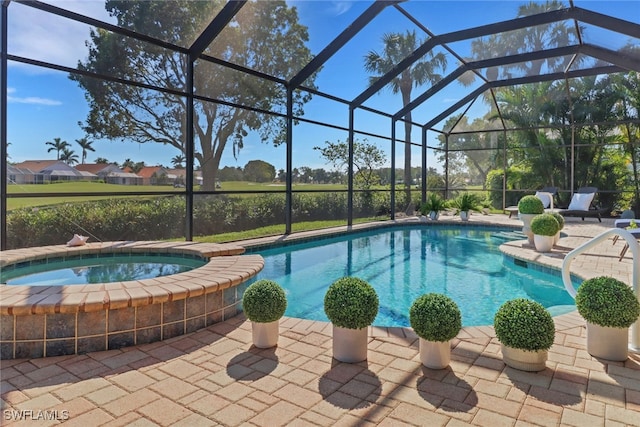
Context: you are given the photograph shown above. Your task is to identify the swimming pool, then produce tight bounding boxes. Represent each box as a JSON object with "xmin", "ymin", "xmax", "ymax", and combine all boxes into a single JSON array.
[
  {"xmin": 251, "ymin": 225, "xmax": 578, "ymax": 327},
  {"xmin": 2, "ymin": 254, "xmax": 207, "ymax": 286}
]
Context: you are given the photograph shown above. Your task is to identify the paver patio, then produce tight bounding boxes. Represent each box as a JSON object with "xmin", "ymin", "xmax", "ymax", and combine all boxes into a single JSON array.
[{"xmin": 1, "ymin": 214, "xmax": 639, "ymax": 426}]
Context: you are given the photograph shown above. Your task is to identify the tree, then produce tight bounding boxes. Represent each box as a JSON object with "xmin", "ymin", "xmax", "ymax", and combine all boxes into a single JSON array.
[
  {"xmin": 243, "ymin": 160, "xmax": 275, "ymax": 183},
  {"xmin": 75, "ymin": 137, "xmax": 95, "ymax": 164},
  {"xmin": 95, "ymin": 157, "xmax": 110, "ymax": 164},
  {"xmin": 45, "ymin": 137, "xmax": 70, "ymax": 160},
  {"xmin": 364, "ymin": 30, "xmax": 447, "ymax": 206},
  {"xmin": 218, "ymin": 166, "xmax": 243, "ymax": 181},
  {"xmin": 60, "ymin": 147, "xmax": 79, "ymax": 165},
  {"xmin": 72, "ymin": 0, "xmax": 315, "ymax": 191},
  {"xmin": 314, "ymin": 139, "xmax": 387, "ymax": 190},
  {"xmin": 171, "ymin": 154, "xmax": 186, "ymax": 169}
]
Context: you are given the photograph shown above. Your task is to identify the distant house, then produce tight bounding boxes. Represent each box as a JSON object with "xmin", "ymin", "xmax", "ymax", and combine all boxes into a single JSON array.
[
  {"xmin": 10, "ymin": 160, "xmax": 90, "ymax": 183},
  {"xmin": 6, "ymin": 164, "xmax": 34, "ymax": 185},
  {"xmin": 137, "ymin": 166, "xmax": 174, "ymax": 186},
  {"xmin": 75, "ymin": 163, "xmax": 142, "ymax": 185},
  {"xmin": 166, "ymin": 168, "xmax": 203, "ymax": 186}
]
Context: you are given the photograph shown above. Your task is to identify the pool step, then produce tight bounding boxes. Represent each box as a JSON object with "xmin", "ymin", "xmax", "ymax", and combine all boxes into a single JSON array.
[{"xmin": 493, "ymin": 230, "xmax": 526, "ymax": 241}]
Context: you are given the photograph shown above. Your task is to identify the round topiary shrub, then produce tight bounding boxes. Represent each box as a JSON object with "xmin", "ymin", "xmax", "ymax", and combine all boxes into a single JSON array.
[
  {"xmin": 409, "ymin": 293, "xmax": 462, "ymax": 342},
  {"xmin": 518, "ymin": 195, "xmax": 544, "ymax": 214},
  {"xmin": 324, "ymin": 277, "xmax": 379, "ymax": 329},
  {"xmin": 242, "ymin": 280, "xmax": 288, "ymax": 323},
  {"xmin": 550, "ymin": 211, "xmax": 564, "ymax": 230},
  {"xmin": 575, "ymin": 276, "xmax": 640, "ymax": 328},
  {"xmin": 494, "ymin": 299, "xmax": 555, "ymax": 351},
  {"xmin": 530, "ymin": 213, "xmax": 560, "ymax": 236}
]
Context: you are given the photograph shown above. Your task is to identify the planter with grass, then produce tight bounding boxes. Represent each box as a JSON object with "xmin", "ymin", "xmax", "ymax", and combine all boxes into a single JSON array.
[
  {"xmin": 242, "ymin": 279, "xmax": 288, "ymax": 348},
  {"xmin": 575, "ymin": 276, "xmax": 640, "ymax": 361},
  {"xmin": 420, "ymin": 193, "xmax": 447, "ymax": 221},
  {"xmin": 518, "ymin": 196, "xmax": 545, "ymax": 243},
  {"xmin": 530, "ymin": 213, "xmax": 560, "ymax": 253},
  {"xmin": 494, "ymin": 298, "xmax": 555, "ymax": 371},
  {"xmin": 324, "ymin": 277, "xmax": 379, "ymax": 363},
  {"xmin": 409, "ymin": 293, "xmax": 461, "ymax": 369},
  {"xmin": 451, "ymin": 193, "xmax": 481, "ymax": 221}
]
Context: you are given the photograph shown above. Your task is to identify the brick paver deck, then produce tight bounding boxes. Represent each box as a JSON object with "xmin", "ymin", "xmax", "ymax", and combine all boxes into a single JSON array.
[{"xmin": 2, "ymin": 213, "xmax": 639, "ymax": 426}]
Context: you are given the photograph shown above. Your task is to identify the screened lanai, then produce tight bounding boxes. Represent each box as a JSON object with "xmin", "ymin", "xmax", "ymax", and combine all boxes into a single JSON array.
[{"xmin": 1, "ymin": 0, "xmax": 639, "ymax": 250}]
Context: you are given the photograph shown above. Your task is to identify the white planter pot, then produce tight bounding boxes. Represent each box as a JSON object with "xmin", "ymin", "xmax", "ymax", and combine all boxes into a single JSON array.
[
  {"xmin": 501, "ymin": 344, "xmax": 548, "ymax": 371},
  {"xmin": 533, "ymin": 234, "xmax": 555, "ymax": 252},
  {"xmin": 419, "ymin": 215, "xmax": 428, "ymax": 222},
  {"xmin": 553, "ymin": 231, "xmax": 560, "ymax": 245},
  {"xmin": 586, "ymin": 322, "xmax": 629, "ymax": 361},
  {"xmin": 332, "ymin": 325, "xmax": 368, "ymax": 363},
  {"xmin": 460, "ymin": 211, "xmax": 470, "ymax": 221},
  {"xmin": 519, "ymin": 213, "xmax": 537, "ymax": 244},
  {"xmin": 251, "ymin": 320, "xmax": 279, "ymax": 348},
  {"xmin": 419, "ymin": 338, "xmax": 451, "ymax": 369},
  {"xmin": 429, "ymin": 211, "xmax": 440, "ymax": 221}
]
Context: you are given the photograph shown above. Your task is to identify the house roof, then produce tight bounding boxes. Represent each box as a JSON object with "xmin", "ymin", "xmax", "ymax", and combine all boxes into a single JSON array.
[
  {"xmin": 11, "ymin": 160, "xmax": 62, "ymax": 173},
  {"xmin": 75, "ymin": 163, "xmax": 114, "ymax": 174},
  {"xmin": 136, "ymin": 166, "xmax": 167, "ymax": 178}
]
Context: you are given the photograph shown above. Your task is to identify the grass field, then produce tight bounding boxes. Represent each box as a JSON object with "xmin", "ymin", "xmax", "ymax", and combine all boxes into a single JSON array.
[{"xmin": 6, "ymin": 181, "xmax": 350, "ymax": 210}]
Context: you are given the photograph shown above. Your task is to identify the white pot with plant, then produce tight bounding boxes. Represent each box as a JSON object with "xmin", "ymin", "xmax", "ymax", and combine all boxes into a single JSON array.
[
  {"xmin": 517, "ymin": 195, "xmax": 544, "ymax": 244},
  {"xmin": 324, "ymin": 277, "xmax": 379, "ymax": 363},
  {"xmin": 420, "ymin": 192, "xmax": 447, "ymax": 221},
  {"xmin": 530, "ymin": 213, "xmax": 560, "ymax": 253},
  {"xmin": 494, "ymin": 298, "xmax": 555, "ymax": 371},
  {"xmin": 575, "ymin": 276, "xmax": 640, "ymax": 361},
  {"xmin": 451, "ymin": 193, "xmax": 481, "ymax": 222},
  {"xmin": 409, "ymin": 293, "xmax": 461, "ymax": 369},
  {"xmin": 242, "ymin": 279, "xmax": 288, "ymax": 348},
  {"xmin": 550, "ymin": 212, "xmax": 565, "ymax": 245}
]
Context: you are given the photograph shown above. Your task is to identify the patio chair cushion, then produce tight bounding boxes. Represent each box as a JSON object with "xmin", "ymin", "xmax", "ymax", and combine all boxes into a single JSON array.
[{"xmin": 567, "ymin": 192, "xmax": 595, "ymax": 211}]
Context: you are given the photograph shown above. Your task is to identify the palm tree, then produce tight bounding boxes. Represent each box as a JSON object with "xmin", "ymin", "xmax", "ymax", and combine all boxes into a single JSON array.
[
  {"xmin": 60, "ymin": 147, "xmax": 79, "ymax": 165},
  {"xmin": 75, "ymin": 137, "xmax": 95, "ymax": 164},
  {"xmin": 171, "ymin": 154, "xmax": 186, "ymax": 169},
  {"xmin": 45, "ymin": 137, "xmax": 70, "ymax": 160},
  {"xmin": 364, "ymin": 30, "xmax": 447, "ymax": 209}
]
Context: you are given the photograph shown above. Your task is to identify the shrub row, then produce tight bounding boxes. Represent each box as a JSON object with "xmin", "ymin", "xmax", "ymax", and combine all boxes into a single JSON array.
[{"xmin": 7, "ymin": 190, "xmax": 421, "ymax": 248}]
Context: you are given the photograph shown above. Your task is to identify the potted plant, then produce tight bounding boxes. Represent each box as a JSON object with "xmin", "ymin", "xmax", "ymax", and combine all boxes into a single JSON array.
[
  {"xmin": 550, "ymin": 211, "xmax": 565, "ymax": 245},
  {"xmin": 451, "ymin": 193, "xmax": 481, "ymax": 221},
  {"xmin": 493, "ymin": 298, "xmax": 555, "ymax": 371},
  {"xmin": 409, "ymin": 293, "xmax": 462, "ymax": 369},
  {"xmin": 324, "ymin": 277, "xmax": 379, "ymax": 363},
  {"xmin": 518, "ymin": 195, "xmax": 544, "ymax": 243},
  {"xmin": 575, "ymin": 276, "xmax": 640, "ymax": 361},
  {"xmin": 420, "ymin": 193, "xmax": 447, "ymax": 221},
  {"xmin": 242, "ymin": 279, "xmax": 288, "ymax": 348},
  {"xmin": 530, "ymin": 213, "xmax": 560, "ymax": 253}
]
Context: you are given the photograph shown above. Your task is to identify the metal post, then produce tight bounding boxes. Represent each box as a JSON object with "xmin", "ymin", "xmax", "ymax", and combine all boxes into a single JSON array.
[
  {"xmin": 390, "ymin": 119, "xmax": 396, "ymax": 220},
  {"xmin": 347, "ymin": 107, "xmax": 354, "ymax": 226},
  {"xmin": 1, "ymin": 1, "xmax": 8, "ymax": 250},
  {"xmin": 185, "ymin": 57, "xmax": 194, "ymax": 241},
  {"xmin": 285, "ymin": 86, "xmax": 293, "ymax": 234}
]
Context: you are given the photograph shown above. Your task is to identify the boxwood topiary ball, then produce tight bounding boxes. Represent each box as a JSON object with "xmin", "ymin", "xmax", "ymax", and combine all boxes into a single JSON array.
[
  {"xmin": 242, "ymin": 279, "xmax": 287, "ymax": 323},
  {"xmin": 575, "ymin": 276, "xmax": 640, "ymax": 328},
  {"xmin": 410, "ymin": 293, "xmax": 461, "ymax": 342},
  {"xmin": 494, "ymin": 298, "xmax": 555, "ymax": 351},
  {"xmin": 324, "ymin": 277, "xmax": 379, "ymax": 329},
  {"xmin": 518, "ymin": 195, "xmax": 544, "ymax": 214},
  {"xmin": 530, "ymin": 213, "xmax": 560, "ymax": 236}
]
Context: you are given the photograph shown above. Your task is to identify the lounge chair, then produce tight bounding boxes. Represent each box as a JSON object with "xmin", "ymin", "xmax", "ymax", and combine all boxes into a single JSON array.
[{"xmin": 556, "ymin": 187, "xmax": 607, "ymax": 222}]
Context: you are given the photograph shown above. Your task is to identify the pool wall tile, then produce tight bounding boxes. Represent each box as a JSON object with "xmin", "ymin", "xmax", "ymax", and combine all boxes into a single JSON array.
[
  {"xmin": 206, "ymin": 310, "xmax": 223, "ymax": 325},
  {"xmin": 162, "ymin": 322, "xmax": 184, "ymax": 340},
  {"xmin": 46, "ymin": 313, "xmax": 76, "ymax": 339},
  {"xmin": 137, "ymin": 327, "xmax": 161, "ymax": 345},
  {"xmin": 137, "ymin": 304, "xmax": 161, "ymax": 328},
  {"xmin": 46, "ymin": 339, "xmax": 75, "ymax": 357},
  {"xmin": 186, "ymin": 317, "xmax": 205, "ymax": 334},
  {"xmin": 15, "ymin": 314, "xmax": 45, "ymax": 340},
  {"xmin": 14, "ymin": 341, "xmax": 44, "ymax": 359},
  {"xmin": 109, "ymin": 308, "xmax": 135, "ymax": 333},
  {"xmin": 108, "ymin": 332, "xmax": 134, "ymax": 350},
  {"xmin": 0, "ymin": 315, "xmax": 14, "ymax": 340},
  {"xmin": 206, "ymin": 291, "xmax": 223, "ymax": 314},
  {"xmin": 186, "ymin": 295, "xmax": 205, "ymax": 318},
  {"xmin": 223, "ymin": 288, "xmax": 236, "ymax": 307},
  {"xmin": 163, "ymin": 300, "xmax": 185, "ymax": 324},
  {"xmin": 78, "ymin": 336, "xmax": 106, "ymax": 354},
  {"xmin": 223, "ymin": 305, "xmax": 238, "ymax": 321},
  {"xmin": 78, "ymin": 311, "xmax": 106, "ymax": 337},
  {"xmin": 0, "ymin": 342, "xmax": 13, "ymax": 359}
]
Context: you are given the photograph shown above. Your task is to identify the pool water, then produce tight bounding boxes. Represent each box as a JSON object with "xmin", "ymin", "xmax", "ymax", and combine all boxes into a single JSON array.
[
  {"xmin": 252, "ymin": 226, "xmax": 578, "ymax": 327},
  {"xmin": 1, "ymin": 255, "xmax": 206, "ymax": 286}
]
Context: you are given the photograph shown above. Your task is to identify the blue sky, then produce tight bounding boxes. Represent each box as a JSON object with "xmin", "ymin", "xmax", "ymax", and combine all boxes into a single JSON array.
[{"xmin": 5, "ymin": 0, "xmax": 638, "ymax": 172}]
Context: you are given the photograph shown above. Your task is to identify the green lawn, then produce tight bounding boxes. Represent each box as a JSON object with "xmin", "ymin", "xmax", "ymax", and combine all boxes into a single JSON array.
[{"xmin": 6, "ymin": 181, "xmax": 350, "ymax": 210}]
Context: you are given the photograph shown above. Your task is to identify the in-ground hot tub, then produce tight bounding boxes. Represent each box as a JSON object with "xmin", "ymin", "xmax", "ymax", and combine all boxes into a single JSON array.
[{"xmin": 0, "ymin": 241, "xmax": 264, "ymax": 359}]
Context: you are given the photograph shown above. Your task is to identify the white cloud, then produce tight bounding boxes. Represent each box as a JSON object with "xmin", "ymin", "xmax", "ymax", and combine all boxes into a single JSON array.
[
  {"xmin": 7, "ymin": 87, "xmax": 62, "ymax": 106},
  {"xmin": 7, "ymin": 1, "xmax": 114, "ymax": 72},
  {"xmin": 329, "ymin": 1, "xmax": 353, "ymax": 16}
]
